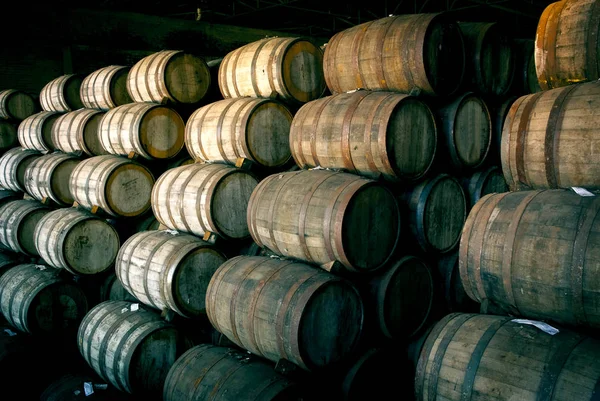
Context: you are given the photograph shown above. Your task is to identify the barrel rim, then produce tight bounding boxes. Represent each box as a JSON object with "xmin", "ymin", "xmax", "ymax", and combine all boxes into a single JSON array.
[
  {"xmin": 279, "ymin": 37, "xmax": 327, "ymax": 104},
  {"xmin": 162, "ymin": 50, "xmax": 211, "ymax": 104},
  {"xmin": 103, "ymin": 160, "xmax": 155, "ymax": 217}
]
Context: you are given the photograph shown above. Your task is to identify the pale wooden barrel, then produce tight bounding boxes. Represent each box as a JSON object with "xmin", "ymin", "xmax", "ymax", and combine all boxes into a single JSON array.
[
  {"xmin": 501, "ymin": 80, "xmax": 600, "ymax": 190},
  {"xmin": 77, "ymin": 300, "xmax": 189, "ymax": 394},
  {"xmin": 70, "ymin": 155, "xmax": 155, "ymax": 217},
  {"xmin": 151, "ymin": 163, "xmax": 259, "ymax": 239},
  {"xmin": 34, "ymin": 208, "xmax": 120, "ymax": 275},
  {"xmin": 219, "ymin": 37, "xmax": 326, "ymax": 104},
  {"xmin": 0, "ymin": 120, "xmax": 18, "ymax": 154},
  {"xmin": 0, "ymin": 200, "xmax": 50, "ymax": 256},
  {"xmin": 536, "ymin": 0, "xmax": 600, "ymax": 90},
  {"xmin": 206, "ymin": 256, "xmax": 364, "ymax": 371},
  {"xmin": 323, "ymin": 14, "xmax": 465, "ymax": 96},
  {"xmin": 17, "ymin": 111, "xmax": 62, "ymax": 153},
  {"xmin": 290, "ymin": 91, "xmax": 437, "ymax": 182},
  {"xmin": 80, "ymin": 65, "xmax": 133, "ymax": 110},
  {"xmin": 0, "ymin": 264, "xmax": 88, "ymax": 334},
  {"xmin": 39, "ymin": 74, "xmax": 84, "ymax": 112},
  {"xmin": 52, "ymin": 108, "xmax": 107, "ymax": 156},
  {"xmin": 0, "ymin": 89, "xmax": 36, "ymax": 121},
  {"xmin": 0, "ymin": 147, "xmax": 41, "ymax": 192},
  {"xmin": 23, "ymin": 152, "xmax": 80, "ymax": 206},
  {"xmin": 127, "ymin": 50, "xmax": 211, "ymax": 104},
  {"xmin": 185, "ymin": 97, "xmax": 293, "ymax": 168},
  {"xmin": 116, "ymin": 230, "xmax": 227, "ymax": 317}
]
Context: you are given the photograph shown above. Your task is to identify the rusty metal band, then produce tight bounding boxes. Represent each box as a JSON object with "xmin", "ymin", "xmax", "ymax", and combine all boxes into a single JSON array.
[
  {"xmin": 587, "ymin": 0, "xmax": 600, "ymax": 80},
  {"xmin": 237, "ymin": 99, "xmax": 260, "ymax": 161},
  {"xmin": 503, "ymin": 96, "xmax": 525, "ymax": 190},
  {"xmin": 250, "ymin": 39, "xmax": 270, "ymax": 97},
  {"xmin": 189, "ymin": 107, "xmax": 210, "ymax": 161},
  {"xmin": 246, "ymin": 176, "xmax": 272, "ymax": 247},
  {"xmin": 309, "ymin": 96, "xmax": 336, "ymax": 167},
  {"xmin": 515, "ymin": 92, "xmax": 544, "ymax": 187},
  {"xmin": 230, "ymin": 46, "xmax": 244, "ymax": 98},
  {"xmin": 341, "ymin": 91, "xmax": 370, "ymax": 172},
  {"xmin": 544, "ymin": 1, "xmax": 566, "ymax": 89},
  {"xmin": 363, "ymin": 93, "xmax": 386, "ymax": 173},
  {"xmin": 218, "ymin": 53, "xmax": 231, "ymax": 98},
  {"xmin": 324, "ymin": 31, "xmax": 343, "ymax": 93},
  {"xmin": 215, "ymin": 99, "xmax": 238, "ymax": 163},
  {"xmin": 266, "ymin": 172, "xmax": 298, "ymax": 256},
  {"xmin": 290, "ymin": 102, "xmax": 313, "ymax": 168},
  {"xmin": 351, "ymin": 21, "xmax": 372, "ymax": 90},
  {"xmin": 227, "ymin": 258, "xmax": 259, "ymax": 350},
  {"xmin": 377, "ymin": 17, "xmax": 397, "ymax": 90},
  {"xmin": 174, "ymin": 165, "xmax": 203, "ymax": 234},
  {"xmin": 377, "ymin": 95, "xmax": 404, "ymax": 176},
  {"xmin": 204, "ymin": 167, "xmax": 233, "ymax": 238}
]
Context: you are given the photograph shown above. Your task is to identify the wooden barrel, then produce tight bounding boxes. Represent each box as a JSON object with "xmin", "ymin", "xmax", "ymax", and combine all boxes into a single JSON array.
[
  {"xmin": 127, "ymin": 50, "xmax": 211, "ymax": 104},
  {"xmin": 40, "ymin": 373, "xmax": 131, "ymax": 401},
  {"xmin": 323, "ymin": 14, "xmax": 465, "ymax": 97},
  {"xmin": 458, "ymin": 22, "xmax": 515, "ymax": 96},
  {"xmin": 400, "ymin": 174, "xmax": 467, "ymax": 254},
  {"xmin": 0, "ymin": 89, "xmax": 36, "ymax": 121},
  {"xmin": 535, "ymin": 0, "xmax": 600, "ymax": 90},
  {"xmin": 434, "ymin": 92, "xmax": 492, "ymax": 171},
  {"xmin": 52, "ymin": 108, "xmax": 108, "ymax": 156},
  {"xmin": 290, "ymin": 91, "xmax": 437, "ymax": 182},
  {"xmin": 164, "ymin": 344, "xmax": 302, "ymax": 401},
  {"xmin": 512, "ymin": 39, "xmax": 542, "ymax": 95},
  {"xmin": 70, "ymin": 155, "xmax": 155, "ymax": 217},
  {"xmin": 0, "ymin": 147, "xmax": 41, "ymax": 191},
  {"xmin": 23, "ymin": 152, "xmax": 80, "ymax": 206},
  {"xmin": 151, "ymin": 163, "xmax": 258, "ymax": 239},
  {"xmin": 219, "ymin": 37, "xmax": 326, "ymax": 104},
  {"xmin": 415, "ymin": 313, "xmax": 600, "ymax": 401},
  {"xmin": 34, "ymin": 208, "xmax": 120, "ymax": 275},
  {"xmin": 116, "ymin": 230, "xmax": 227, "ymax": 317},
  {"xmin": 0, "ymin": 200, "xmax": 50, "ymax": 256},
  {"xmin": 0, "ymin": 264, "xmax": 88, "ymax": 334},
  {"xmin": 248, "ymin": 170, "xmax": 400, "ymax": 272},
  {"xmin": 39, "ymin": 74, "xmax": 84, "ymax": 112},
  {"xmin": 185, "ymin": 97, "xmax": 293, "ymax": 168},
  {"xmin": 77, "ymin": 300, "xmax": 189, "ymax": 394},
  {"xmin": 17, "ymin": 111, "xmax": 62, "ymax": 153},
  {"xmin": 81, "ymin": 65, "xmax": 133, "ymax": 110},
  {"xmin": 434, "ymin": 251, "xmax": 479, "ymax": 314},
  {"xmin": 99, "ymin": 103, "xmax": 185, "ymax": 160},
  {"xmin": 460, "ymin": 166, "xmax": 508, "ymax": 209},
  {"xmin": 501, "ymin": 80, "xmax": 600, "ymax": 190},
  {"xmin": 206, "ymin": 256, "xmax": 364, "ymax": 371},
  {"xmin": 0, "ymin": 120, "xmax": 18, "ymax": 154},
  {"xmin": 459, "ymin": 189, "xmax": 600, "ymax": 328},
  {"xmin": 99, "ymin": 273, "xmax": 138, "ymax": 303}
]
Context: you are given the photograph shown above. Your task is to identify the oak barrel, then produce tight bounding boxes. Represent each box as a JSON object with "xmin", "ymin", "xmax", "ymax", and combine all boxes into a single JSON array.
[
  {"xmin": 501, "ymin": 80, "xmax": 600, "ymax": 190},
  {"xmin": 34, "ymin": 208, "xmax": 120, "ymax": 275},
  {"xmin": 0, "ymin": 147, "xmax": 41, "ymax": 191},
  {"xmin": 0, "ymin": 89, "xmax": 36, "ymax": 121},
  {"xmin": 219, "ymin": 37, "xmax": 326, "ymax": 104},
  {"xmin": 39, "ymin": 74, "xmax": 84, "ymax": 112},
  {"xmin": 460, "ymin": 166, "xmax": 508, "ymax": 208},
  {"xmin": 116, "ymin": 230, "xmax": 227, "ymax": 317},
  {"xmin": 77, "ymin": 300, "xmax": 189, "ymax": 394},
  {"xmin": 0, "ymin": 200, "xmax": 50, "ymax": 256},
  {"xmin": 152, "ymin": 163, "xmax": 258, "ymax": 239},
  {"xmin": 127, "ymin": 50, "xmax": 210, "ymax": 104},
  {"xmin": 0, "ymin": 120, "xmax": 18, "ymax": 154},
  {"xmin": 535, "ymin": 0, "xmax": 600, "ymax": 90},
  {"xmin": 248, "ymin": 170, "xmax": 400, "ymax": 272},
  {"xmin": 81, "ymin": 65, "xmax": 133, "ymax": 110},
  {"xmin": 185, "ymin": 97, "xmax": 293, "ymax": 168},
  {"xmin": 0, "ymin": 264, "xmax": 88, "ymax": 334},
  {"xmin": 17, "ymin": 111, "xmax": 61, "ymax": 153},
  {"xmin": 290, "ymin": 91, "xmax": 437, "ymax": 182},
  {"xmin": 323, "ymin": 14, "xmax": 465, "ymax": 96},
  {"xmin": 206, "ymin": 256, "xmax": 364, "ymax": 371},
  {"xmin": 415, "ymin": 313, "xmax": 600, "ymax": 401},
  {"xmin": 512, "ymin": 39, "xmax": 542, "ymax": 95},
  {"xmin": 70, "ymin": 155, "xmax": 155, "ymax": 217},
  {"xmin": 23, "ymin": 152, "xmax": 80, "ymax": 206},
  {"xmin": 52, "ymin": 108, "xmax": 107, "ymax": 156},
  {"xmin": 164, "ymin": 344, "xmax": 302, "ymax": 401}
]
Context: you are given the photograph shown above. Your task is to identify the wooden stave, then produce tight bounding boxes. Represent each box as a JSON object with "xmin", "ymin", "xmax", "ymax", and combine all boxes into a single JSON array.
[
  {"xmin": 23, "ymin": 152, "xmax": 80, "ymax": 206},
  {"xmin": 39, "ymin": 74, "xmax": 84, "ymax": 112},
  {"xmin": 81, "ymin": 65, "xmax": 133, "ymax": 110},
  {"xmin": 17, "ymin": 111, "xmax": 62, "ymax": 153},
  {"xmin": 0, "ymin": 89, "xmax": 36, "ymax": 121},
  {"xmin": 52, "ymin": 108, "xmax": 107, "ymax": 156},
  {"xmin": 0, "ymin": 147, "xmax": 41, "ymax": 192},
  {"xmin": 0, "ymin": 199, "xmax": 50, "ymax": 256}
]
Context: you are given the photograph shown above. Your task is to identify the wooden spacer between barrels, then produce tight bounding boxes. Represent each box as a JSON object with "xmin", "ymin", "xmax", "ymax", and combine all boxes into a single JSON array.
[
  {"xmin": 127, "ymin": 151, "xmax": 140, "ymax": 160},
  {"xmin": 203, "ymin": 231, "xmax": 219, "ymax": 244},
  {"xmin": 72, "ymin": 201, "xmax": 80, "ymax": 208},
  {"xmin": 40, "ymin": 197, "xmax": 50, "ymax": 205},
  {"xmin": 235, "ymin": 157, "xmax": 254, "ymax": 170},
  {"xmin": 320, "ymin": 260, "xmax": 345, "ymax": 275},
  {"xmin": 90, "ymin": 205, "xmax": 102, "ymax": 215},
  {"xmin": 161, "ymin": 308, "xmax": 176, "ymax": 323}
]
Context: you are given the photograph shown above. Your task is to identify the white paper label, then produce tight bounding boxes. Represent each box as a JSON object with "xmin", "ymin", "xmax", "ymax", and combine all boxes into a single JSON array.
[
  {"xmin": 121, "ymin": 307, "xmax": 129, "ymax": 314},
  {"xmin": 84, "ymin": 382, "xmax": 94, "ymax": 396},
  {"xmin": 511, "ymin": 319, "xmax": 559, "ymax": 335},
  {"xmin": 572, "ymin": 187, "xmax": 595, "ymax": 197},
  {"xmin": 130, "ymin": 303, "xmax": 139, "ymax": 312},
  {"xmin": 166, "ymin": 229, "xmax": 179, "ymax": 235},
  {"xmin": 4, "ymin": 328, "xmax": 16, "ymax": 336}
]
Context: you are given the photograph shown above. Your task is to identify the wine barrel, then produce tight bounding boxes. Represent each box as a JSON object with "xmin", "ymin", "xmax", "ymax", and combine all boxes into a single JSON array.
[
  {"xmin": 127, "ymin": 50, "xmax": 210, "ymax": 104},
  {"xmin": 323, "ymin": 14, "xmax": 465, "ymax": 96},
  {"xmin": 99, "ymin": 273, "xmax": 138, "ymax": 303},
  {"xmin": 39, "ymin": 74, "xmax": 84, "ymax": 112},
  {"xmin": 459, "ymin": 189, "xmax": 600, "ymax": 328},
  {"xmin": 0, "ymin": 120, "xmax": 18, "ymax": 154},
  {"xmin": 116, "ymin": 230, "xmax": 227, "ymax": 317},
  {"xmin": 70, "ymin": 155, "xmax": 155, "ymax": 217},
  {"xmin": 40, "ymin": 373, "xmax": 131, "ymax": 401},
  {"xmin": 52, "ymin": 108, "xmax": 107, "ymax": 156},
  {"xmin": 164, "ymin": 344, "xmax": 302, "ymax": 401},
  {"xmin": 78, "ymin": 300, "xmax": 189, "ymax": 394},
  {"xmin": 512, "ymin": 39, "xmax": 542, "ymax": 95},
  {"xmin": 0, "ymin": 264, "xmax": 88, "ymax": 334},
  {"xmin": 219, "ymin": 37, "xmax": 326, "ymax": 104},
  {"xmin": 415, "ymin": 313, "xmax": 600, "ymax": 401},
  {"xmin": 460, "ymin": 166, "xmax": 508, "ymax": 208},
  {"xmin": 151, "ymin": 163, "xmax": 258, "ymax": 239},
  {"xmin": 434, "ymin": 92, "xmax": 492, "ymax": 171},
  {"xmin": 501, "ymin": 80, "xmax": 600, "ymax": 190},
  {"xmin": 0, "ymin": 89, "xmax": 36, "ymax": 121},
  {"xmin": 206, "ymin": 256, "xmax": 364, "ymax": 371},
  {"xmin": 0, "ymin": 147, "xmax": 41, "ymax": 191},
  {"xmin": 34, "ymin": 208, "xmax": 120, "ymax": 275},
  {"xmin": 81, "ymin": 65, "xmax": 133, "ymax": 110},
  {"xmin": 0, "ymin": 200, "xmax": 50, "ymax": 256},
  {"xmin": 290, "ymin": 91, "xmax": 437, "ymax": 182},
  {"xmin": 185, "ymin": 97, "xmax": 293, "ymax": 168},
  {"xmin": 434, "ymin": 251, "xmax": 479, "ymax": 314},
  {"xmin": 536, "ymin": 0, "xmax": 600, "ymax": 90},
  {"xmin": 23, "ymin": 152, "xmax": 80, "ymax": 206},
  {"xmin": 17, "ymin": 111, "xmax": 61, "ymax": 153}
]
